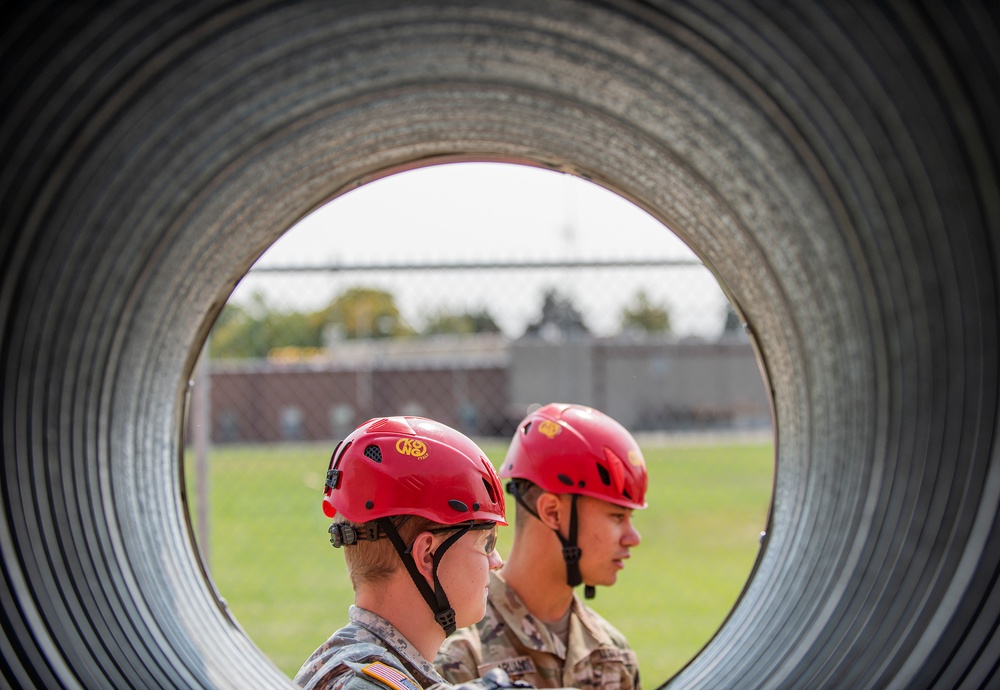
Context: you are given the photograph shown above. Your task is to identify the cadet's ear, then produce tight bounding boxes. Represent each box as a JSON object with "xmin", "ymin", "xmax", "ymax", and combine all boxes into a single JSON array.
[
  {"xmin": 535, "ymin": 492, "xmax": 563, "ymax": 531},
  {"xmin": 410, "ymin": 531, "xmax": 437, "ymax": 582}
]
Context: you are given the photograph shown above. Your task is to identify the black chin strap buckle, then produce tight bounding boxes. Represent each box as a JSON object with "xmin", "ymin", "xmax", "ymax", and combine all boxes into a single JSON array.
[
  {"xmin": 435, "ymin": 608, "xmax": 457, "ymax": 636},
  {"xmin": 562, "ymin": 545, "xmax": 582, "ymax": 564}
]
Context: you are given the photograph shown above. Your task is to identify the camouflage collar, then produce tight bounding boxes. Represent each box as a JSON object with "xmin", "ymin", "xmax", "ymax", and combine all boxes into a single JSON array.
[
  {"xmin": 349, "ymin": 606, "xmax": 446, "ymax": 685},
  {"xmin": 488, "ymin": 571, "xmax": 616, "ymax": 664}
]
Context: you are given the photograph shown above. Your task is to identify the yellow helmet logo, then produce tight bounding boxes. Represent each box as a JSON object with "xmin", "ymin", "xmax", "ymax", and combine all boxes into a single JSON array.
[
  {"xmin": 628, "ymin": 450, "xmax": 644, "ymax": 467},
  {"xmin": 538, "ymin": 420, "xmax": 561, "ymax": 439},
  {"xmin": 395, "ymin": 438, "xmax": 429, "ymax": 459}
]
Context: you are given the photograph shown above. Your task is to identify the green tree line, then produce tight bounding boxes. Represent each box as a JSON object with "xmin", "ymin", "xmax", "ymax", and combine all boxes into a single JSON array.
[{"xmin": 209, "ymin": 286, "xmax": 671, "ymax": 359}]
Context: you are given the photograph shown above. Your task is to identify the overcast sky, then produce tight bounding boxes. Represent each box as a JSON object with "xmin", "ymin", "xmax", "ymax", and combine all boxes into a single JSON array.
[{"xmin": 233, "ymin": 162, "xmax": 728, "ymax": 338}]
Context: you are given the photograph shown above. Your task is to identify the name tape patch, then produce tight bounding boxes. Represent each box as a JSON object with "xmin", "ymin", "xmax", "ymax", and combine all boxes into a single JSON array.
[{"xmin": 479, "ymin": 656, "xmax": 537, "ymax": 678}]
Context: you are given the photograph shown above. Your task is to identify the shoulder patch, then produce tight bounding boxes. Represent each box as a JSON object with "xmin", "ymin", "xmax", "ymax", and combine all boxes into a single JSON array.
[{"xmin": 361, "ymin": 662, "xmax": 422, "ymax": 690}]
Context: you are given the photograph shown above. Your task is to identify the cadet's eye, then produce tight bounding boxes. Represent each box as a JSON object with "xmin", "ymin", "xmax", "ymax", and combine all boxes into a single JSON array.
[{"xmin": 483, "ymin": 527, "xmax": 498, "ymax": 554}]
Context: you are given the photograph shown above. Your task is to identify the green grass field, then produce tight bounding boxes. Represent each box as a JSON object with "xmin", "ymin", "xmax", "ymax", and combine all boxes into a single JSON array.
[{"xmin": 185, "ymin": 437, "xmax": 772, "ymax": 686}]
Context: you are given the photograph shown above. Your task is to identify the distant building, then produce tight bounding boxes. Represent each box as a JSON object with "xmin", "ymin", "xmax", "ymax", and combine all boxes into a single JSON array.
[
  {"xmin": 195, "ymin": 331, "xmax": 770, "ymax": 444},
  {"xmin": 510, "ymin": 330, "xmax": 770, "ymax": 431}
]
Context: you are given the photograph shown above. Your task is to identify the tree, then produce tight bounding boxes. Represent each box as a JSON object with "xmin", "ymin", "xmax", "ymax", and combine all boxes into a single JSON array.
[
  {"xmin": 208, "ymin": 286, "xmax": 413, "ymax": 359},
  {"xmin": 423, "ymin": 307, "xmax": 501, "ymax": 335},
  {"xmin": 208, "ymin": 293, "xmax": 326, "ymax": 359},
  {"xmin": 209, "ymin": 302, "xmax": 260, "ymax": 358},
  {"xmin": 522, "ymin": 288, "xmax": 590, "ymax": 339},
  {"xmin": 316, "ymin": 286, "xmax": 413, "ymax": 340},
  {"xmin": 620, "ymin": 290, "xmax": 671, "ymax": 334},
  {"xmin": 722, "ymin": 302, "xmax": 743, "ymax": 332}
]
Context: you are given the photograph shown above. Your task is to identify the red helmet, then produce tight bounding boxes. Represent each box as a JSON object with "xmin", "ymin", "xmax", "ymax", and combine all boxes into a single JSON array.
[
  {"xmin": 501, "ymin": 403, "xmax": 648, "ymax": 510},
  {"xmin": 323, "ymin": 416, "xmax": 507, "ymax": 525}
]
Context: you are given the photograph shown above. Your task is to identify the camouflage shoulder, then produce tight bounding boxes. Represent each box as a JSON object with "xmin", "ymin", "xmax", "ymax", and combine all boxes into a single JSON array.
[
  {"xmin": 296, "ymin": 642, "xmax": 400, "ymax": 690},
  {"xmin": 579, "ymin": 602, "xmax": 633, "ymax": 650},
  {"xmin": 435, "ymin": 624, "xmax": 482, "ymax": 684},
  {"xmin": 440, "ymin": 621, "xmax": 484, "ymax": 653}
]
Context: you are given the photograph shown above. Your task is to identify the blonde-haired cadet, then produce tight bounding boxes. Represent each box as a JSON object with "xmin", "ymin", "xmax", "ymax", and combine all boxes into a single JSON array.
[{"xmin": 295, "ymin": 416, "xmax": 532, "ymax": 690}]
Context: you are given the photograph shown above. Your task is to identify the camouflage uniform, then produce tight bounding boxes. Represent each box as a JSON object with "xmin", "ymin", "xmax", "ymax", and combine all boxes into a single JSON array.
[
  {"xmin": 435, "ymin": 571, "xmax": 641, "ymax": 690},
  {"xmin": 295, "ymin": 605, "xmax": 447, "ymax": 690}
]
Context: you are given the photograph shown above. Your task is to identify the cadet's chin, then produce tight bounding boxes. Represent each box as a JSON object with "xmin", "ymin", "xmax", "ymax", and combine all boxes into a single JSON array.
[
  {"xmin": 457, "ymin": 599, "xmax": 488, "ymax": 629},
  {"xmin": 588, "ymin": 568, "xmax": 620, "ymax": 588}
]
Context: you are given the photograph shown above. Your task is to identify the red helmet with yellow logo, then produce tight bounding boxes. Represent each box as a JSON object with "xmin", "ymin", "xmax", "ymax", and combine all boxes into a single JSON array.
[
  {"xmin": 501, "ymin": 402, "xmax": 648, "ymax": 510},
  {"xmin": 323, "ymin": 416, "xmax": 507, "ymax": 525},
  {"xmin": 323, "ymin": 416, "xmax": 506, "ymax": 635}
]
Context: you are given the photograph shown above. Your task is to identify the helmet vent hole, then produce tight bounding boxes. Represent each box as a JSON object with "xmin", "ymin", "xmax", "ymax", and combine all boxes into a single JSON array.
[
  {"xmin": 521, "ymin": 422, "xmax": 532, "ymax": 435},
  {"xmin": 364, "ymin": 445, "xmax": 383, "ymax": 463},
  {"xmin": 596, "ymin": 464, "xmax": 612, "ymax": 486},
  {"xmin": 482, "ymin": 477, "xmax": 497, "ymax": 503}
]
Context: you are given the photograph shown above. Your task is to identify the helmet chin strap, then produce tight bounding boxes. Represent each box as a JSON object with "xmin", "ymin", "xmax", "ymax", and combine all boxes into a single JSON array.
[
  {"xmin": 375, "ymin": 517, "xmax": 473, "ymax": 635},
  {"xmin": 507, "ymin": 481, "xmax": 597, "ymax": 600}
]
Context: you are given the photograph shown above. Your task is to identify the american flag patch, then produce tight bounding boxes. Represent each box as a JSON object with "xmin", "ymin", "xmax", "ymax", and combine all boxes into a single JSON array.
[{"xmin": 361, "ymin": 662, "xmax": 422, "ymax": 690}]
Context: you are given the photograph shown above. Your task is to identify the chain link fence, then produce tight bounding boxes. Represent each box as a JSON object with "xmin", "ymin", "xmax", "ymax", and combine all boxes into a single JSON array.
[
  {"xmin": 192, "ymin": 258, "xmax": 768, "ymax": 443},
  {"xmin": 181, "ymin": 167, "xmax": 774, "ymax": 678}
]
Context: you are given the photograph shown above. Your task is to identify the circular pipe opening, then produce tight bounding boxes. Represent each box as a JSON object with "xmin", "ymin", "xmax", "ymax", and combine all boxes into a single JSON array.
[
  {"xmin": 2, "ymin": 2, "xmax": 997, "ymax": 688},
  {"xmin": 187, "ymin": 160, "xmax": 775, "ymax": 682}
]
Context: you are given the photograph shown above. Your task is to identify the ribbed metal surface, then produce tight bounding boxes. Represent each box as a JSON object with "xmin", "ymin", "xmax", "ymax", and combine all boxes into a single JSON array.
[{"xmin": 1, "ymin": 1, "xmax": 997, "ymax": 688}]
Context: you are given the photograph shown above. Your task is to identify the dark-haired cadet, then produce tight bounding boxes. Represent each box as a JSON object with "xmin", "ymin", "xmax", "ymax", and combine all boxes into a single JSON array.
[{"xmin": 436, "ymin": 403, "xmax": 646, "ymax": 690}]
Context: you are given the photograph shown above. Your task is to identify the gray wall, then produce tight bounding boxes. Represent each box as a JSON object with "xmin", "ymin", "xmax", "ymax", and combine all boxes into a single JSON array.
[{"xmin": 509, "ymin": 334, "xmax": 770, "ymax": 431}]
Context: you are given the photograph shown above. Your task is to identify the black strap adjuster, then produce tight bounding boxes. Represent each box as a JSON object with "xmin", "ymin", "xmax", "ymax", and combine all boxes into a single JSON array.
[
  {"xmin": 325, "ymin": 469, "xmax": 342, "ymax": 490},
  {"xmin": 328, "ymin": 523, "xmax": 380, "ymax": 548}
]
